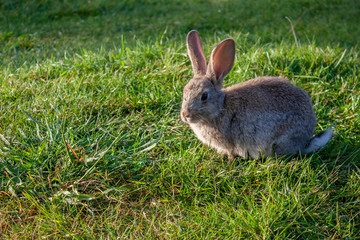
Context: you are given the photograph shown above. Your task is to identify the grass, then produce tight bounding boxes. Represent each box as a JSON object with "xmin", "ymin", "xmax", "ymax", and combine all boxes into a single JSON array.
[{"xmin": 1, "ymin": 0, "xmax": 360, "ymax": 239}]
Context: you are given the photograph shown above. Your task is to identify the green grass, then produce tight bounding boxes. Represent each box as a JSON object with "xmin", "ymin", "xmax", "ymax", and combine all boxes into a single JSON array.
[{"xmin": 1, "ymin": 0, "xmax": 360, "ymax": 239}]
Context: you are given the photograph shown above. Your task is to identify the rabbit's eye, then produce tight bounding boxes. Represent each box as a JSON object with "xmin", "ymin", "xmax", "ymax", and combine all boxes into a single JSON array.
[{"xmin": 201, "ymin": 93, "xmax": 208, "ymax": 101}]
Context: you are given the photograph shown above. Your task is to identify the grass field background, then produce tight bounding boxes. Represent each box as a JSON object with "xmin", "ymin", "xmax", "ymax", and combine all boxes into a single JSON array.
[{"xmin": 1, "ymin": 0, "xmax": 360, "ymax": 238}]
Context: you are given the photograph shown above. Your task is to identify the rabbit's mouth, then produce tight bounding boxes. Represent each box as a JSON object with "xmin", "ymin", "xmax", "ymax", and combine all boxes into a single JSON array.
[
  {"xmin": 183, "ymin": 117, "xmax": 202, "ymax": 124},
  {"xmin": 181, "ymin": 110, "xmax": 203, "ymax": 124},
  {"xmin": 182, "ymin": 115, "xmax": 203, "ymax": 124}
]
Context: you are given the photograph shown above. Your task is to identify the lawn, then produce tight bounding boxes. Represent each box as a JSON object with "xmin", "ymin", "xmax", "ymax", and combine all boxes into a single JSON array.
[{"xmin": 1, "ymin": 0, "xmax": 360, "ymax": 239}]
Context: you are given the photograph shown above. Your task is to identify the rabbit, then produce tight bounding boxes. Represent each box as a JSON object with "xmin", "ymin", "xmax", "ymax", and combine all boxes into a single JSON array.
[{"xmin": 180, "ymin": 30, "xmax": 333, "ymax": 161}]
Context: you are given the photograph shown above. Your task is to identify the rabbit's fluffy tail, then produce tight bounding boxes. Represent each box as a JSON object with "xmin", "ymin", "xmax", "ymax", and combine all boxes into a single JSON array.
[{"xmin": 303, "ymin": 127, "xmax": 334, "ymax": 154}]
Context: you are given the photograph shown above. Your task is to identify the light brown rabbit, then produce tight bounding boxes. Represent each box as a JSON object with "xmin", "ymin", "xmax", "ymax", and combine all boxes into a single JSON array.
[{"xmin": 181, "ymin": 30, "xmax": 332, "ymax": 161}]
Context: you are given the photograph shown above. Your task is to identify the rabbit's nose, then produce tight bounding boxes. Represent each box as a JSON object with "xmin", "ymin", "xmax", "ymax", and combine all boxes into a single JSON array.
[{"xmin": 181, "ymin": 110, "xmax": 190, "ymax": 119}]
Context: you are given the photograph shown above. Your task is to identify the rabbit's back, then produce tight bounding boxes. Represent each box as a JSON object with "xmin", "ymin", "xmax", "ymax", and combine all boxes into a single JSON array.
[
  {"xmin": 224, "ymin": 77, "xmax": 314, "ymax": 115},
  {"xmin": 221, "ymin": 76, "xmax": 317, "ymax": 158}
]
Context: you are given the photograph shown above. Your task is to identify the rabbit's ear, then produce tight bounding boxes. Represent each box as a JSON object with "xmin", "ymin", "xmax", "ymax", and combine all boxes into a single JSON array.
[
  {"xmin": 208, "ymin": 38, "xmax": 235, "ymax": 88},
  {"xmin": 187, "ymin": 30, "xmax": 207, "ymax": 76}
]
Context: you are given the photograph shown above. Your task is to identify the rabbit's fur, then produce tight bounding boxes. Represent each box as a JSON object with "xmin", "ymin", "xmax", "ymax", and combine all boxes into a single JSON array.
[{"xmin": 181, "ymin": 30, "xmax": 332, "ymax": 160}]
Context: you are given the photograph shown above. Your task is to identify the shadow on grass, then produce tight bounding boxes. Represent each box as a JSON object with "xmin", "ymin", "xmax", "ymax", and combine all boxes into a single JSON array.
[{"xmin": 1, "ymin": 0, "xmax": 360, "ymax": 47}]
